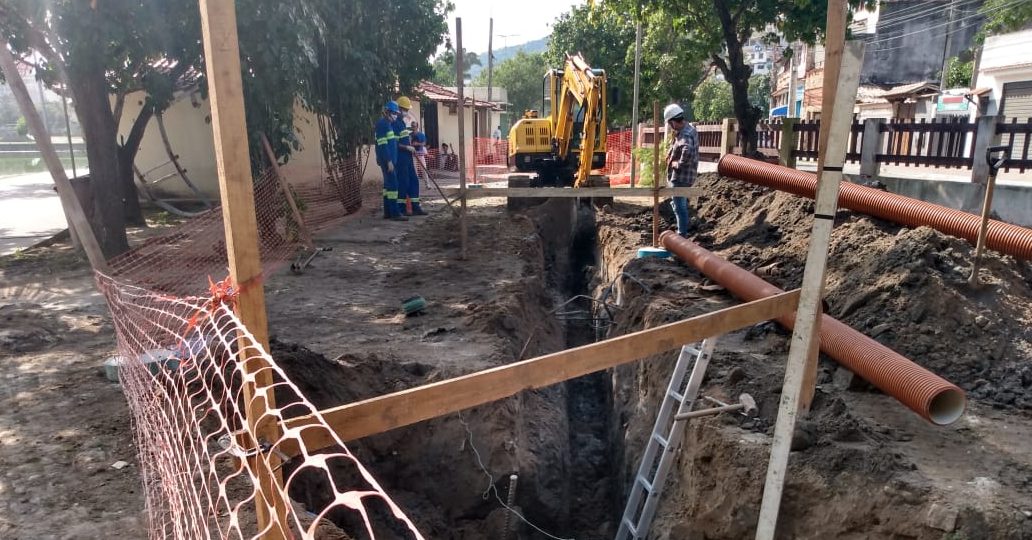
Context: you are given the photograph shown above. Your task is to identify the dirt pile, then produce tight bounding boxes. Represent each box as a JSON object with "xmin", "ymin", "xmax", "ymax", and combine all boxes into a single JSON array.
[{"xmin": 595, "ymin": 173, "xmax": 1032, "ymax": 539}]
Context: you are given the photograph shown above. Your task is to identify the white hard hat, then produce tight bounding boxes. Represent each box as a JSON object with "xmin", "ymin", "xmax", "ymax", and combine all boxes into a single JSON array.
[{"xmin": 663, "ymin": 103, "xmax": 685, "ymax": 123}]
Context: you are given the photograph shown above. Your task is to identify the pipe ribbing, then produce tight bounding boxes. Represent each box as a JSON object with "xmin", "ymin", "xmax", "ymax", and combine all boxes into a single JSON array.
[
  {"xmin": 717, "ymin": 155, "xmax": 1032, "ymax": 260},
  {"xmin": 660, "ymin": 231, "xmax": 966, "ymax": 425}
]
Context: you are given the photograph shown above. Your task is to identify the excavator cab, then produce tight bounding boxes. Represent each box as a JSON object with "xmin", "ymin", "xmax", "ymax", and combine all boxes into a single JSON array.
[{"xmin": 507, "ymin": 54, "xmax": 608, "ymax": 187}]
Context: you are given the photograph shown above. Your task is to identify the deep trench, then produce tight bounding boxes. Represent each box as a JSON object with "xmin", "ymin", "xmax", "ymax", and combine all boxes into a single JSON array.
[{"xmin": 557, "ymin": 201, "xmax": 619, "ymax": 539}]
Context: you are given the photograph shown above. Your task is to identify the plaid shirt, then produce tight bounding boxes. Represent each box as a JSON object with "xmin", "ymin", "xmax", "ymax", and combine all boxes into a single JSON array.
[{"xmin": 666, "ymin": 123, "xmax": 699, "ymax": 187}]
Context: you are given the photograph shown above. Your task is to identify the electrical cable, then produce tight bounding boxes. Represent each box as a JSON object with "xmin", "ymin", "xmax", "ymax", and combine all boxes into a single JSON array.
[
  {"xmin": 865, "ymin": 0, "xmax": 1031, "ymax": 48},
  {"xmin": 456, "ymin": 412, "xmax": 575, "ymax": 540}
]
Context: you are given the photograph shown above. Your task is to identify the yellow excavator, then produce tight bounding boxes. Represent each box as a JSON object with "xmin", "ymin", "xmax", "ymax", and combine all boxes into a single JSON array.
[{"xmin": 507, "ymin": 53, "xmax": 609, "ymax": 187}]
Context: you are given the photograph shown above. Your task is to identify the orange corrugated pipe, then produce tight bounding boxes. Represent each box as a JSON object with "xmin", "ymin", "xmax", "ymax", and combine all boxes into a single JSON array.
[
  {"xmin": 659, "ymin": 231, "xmax": 966, "ymax": 425},
  {"xmin": 717, "ymin": 155, "xmax": 1032, "ymax": 260}
]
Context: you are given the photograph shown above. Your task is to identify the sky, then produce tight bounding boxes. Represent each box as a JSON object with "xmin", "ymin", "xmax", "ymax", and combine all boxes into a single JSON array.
[{"xmin": 443, "ymin": 0, "xmax": 585, "ymax": 55}]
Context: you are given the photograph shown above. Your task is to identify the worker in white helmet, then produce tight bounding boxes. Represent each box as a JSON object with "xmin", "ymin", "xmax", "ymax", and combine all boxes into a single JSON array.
[{"xmin": 663, "ymin": 103, "xmax": 699, "ymax": 237}]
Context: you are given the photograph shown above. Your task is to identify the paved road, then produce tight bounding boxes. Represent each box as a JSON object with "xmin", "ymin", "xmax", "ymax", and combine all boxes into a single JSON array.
[{"xmin": 0, "ymin": 171, "xmax": 69, "ymax": 255}]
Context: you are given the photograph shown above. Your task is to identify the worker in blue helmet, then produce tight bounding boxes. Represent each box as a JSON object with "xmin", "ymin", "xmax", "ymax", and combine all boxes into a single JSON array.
[{"xmin": 375, "ymin": 100, "xmax": 406, "ymax": 220}]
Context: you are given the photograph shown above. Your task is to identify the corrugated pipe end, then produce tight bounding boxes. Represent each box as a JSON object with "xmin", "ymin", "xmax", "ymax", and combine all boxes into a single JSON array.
[{"xmin": 928, "ymin": 387, "xmax": 967, "ymax": 426}]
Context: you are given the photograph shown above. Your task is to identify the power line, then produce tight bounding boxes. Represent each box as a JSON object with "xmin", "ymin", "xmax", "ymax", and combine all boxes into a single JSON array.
[
  {"xmin": 866, "ymin": 0, "xmax": 1030, "ymax": 47},
  {"xmin": 871, "ymin": 0, "xmax": 983, "ymax": 32}
]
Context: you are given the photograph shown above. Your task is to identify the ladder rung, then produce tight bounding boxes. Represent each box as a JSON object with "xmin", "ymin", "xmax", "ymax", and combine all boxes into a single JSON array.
[
  {"xmin": 621, "ymin": 517, "xmax": 638, "ymax": 537},
  {"xmin": 636, "ymin": 475, "xmax": 653, "ymax": 492},
  {"xmin": 652, "ymin": 433, "xmax": 668, "ymax": 447},
  {"xmin": 683, "ymin": 346, "xmax": 700, "ymax": 355},
  {"xmin": 668, "ymin": 391, "xmax": 684, "ymax": 402}
]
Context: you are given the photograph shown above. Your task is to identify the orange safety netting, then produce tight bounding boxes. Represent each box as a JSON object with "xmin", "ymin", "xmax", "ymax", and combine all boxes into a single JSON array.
[{"xmin": 98, "ymin": 149, "xmax": 424, "ymax": 538}]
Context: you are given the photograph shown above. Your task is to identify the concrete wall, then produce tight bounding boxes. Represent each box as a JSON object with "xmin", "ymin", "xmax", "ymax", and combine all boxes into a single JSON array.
[
  {"xmin": 117, "ymin": 90, "xmax": 326, "ymax": 199},
  {"xmin": 861, "ymin": 0, "xmax": 984, "ymax": 86},
  {"xmin": 853, "ymin": 174, "xmax": 1032, "ymax": 227},
  {"xmin": 971, "ymin": 30, "xmax": 1032, "ymax": 118}
]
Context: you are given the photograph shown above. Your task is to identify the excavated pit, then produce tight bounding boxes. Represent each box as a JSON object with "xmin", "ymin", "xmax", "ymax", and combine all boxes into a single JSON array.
[{"xmin": 269, "ymin": 172, "xmax": 1032, "ymax": 539}]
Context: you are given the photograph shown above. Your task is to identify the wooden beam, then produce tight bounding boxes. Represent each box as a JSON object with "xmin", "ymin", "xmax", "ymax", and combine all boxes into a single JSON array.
[
  {"xmin": 754, "ymin": 4, "xmax": 864, "ymax": 535},
  {"xmin": 652, "ymin": 101, "xmax": 661, "ymax": 247},
  {"xmin": 455, "ymin": 18, "xmax": 468, "ymax": 260},
  {"xmin": 260, "ymin": 133, "xmax": 315, "ymax": 250},
  {"xmin": 280, "ymin": 290, "xmax": 800, "ymax": 456},
  {"xmin": 197, "ymin": 1, "xmax": 288, "ymax": 537},
  {"xmin": 443, "ymin": 187, "xmax": 702, "ymax": 199},
  {"xmin": 0, "ymin": 46, "xmax": 108, "ymax": 272}
]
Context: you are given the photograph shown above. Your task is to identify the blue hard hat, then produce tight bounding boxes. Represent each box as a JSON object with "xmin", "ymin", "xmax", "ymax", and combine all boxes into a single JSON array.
[{"xmin": 385, "ymin": 100, "xmax": 399, "ymax": 113}]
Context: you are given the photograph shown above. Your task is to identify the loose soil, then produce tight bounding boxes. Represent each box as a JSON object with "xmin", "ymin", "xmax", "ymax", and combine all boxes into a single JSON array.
[{"xmin": 3, "ymin": 171, "xmax": 1032, "ymax": 539}]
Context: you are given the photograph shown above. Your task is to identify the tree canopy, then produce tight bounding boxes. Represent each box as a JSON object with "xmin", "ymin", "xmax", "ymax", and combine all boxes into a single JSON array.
[
  {"xmin": 978, "ymin": 0, "xmax": 1032, "ymax": 40},
  {"xmin": 692, "ymin": 78, "xmax": 733, "ymax": 121},
  {"xmin": 473, "ymin": 50, "xmax": 549, "ymax": 118},
  {"xmin": 431, "ymin": 49, "xmax": 481, "ymax": 85},
  {"xmin": 548, "ymin": 3, "xmax": 707, "ymax": 126}
]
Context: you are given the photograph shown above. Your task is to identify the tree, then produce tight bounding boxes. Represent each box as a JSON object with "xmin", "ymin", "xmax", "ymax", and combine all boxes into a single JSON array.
[
  {"xmin": 0, "ymin": 0, "xmax": 448, "ymax": 258},
  {"xmin": 646, "ymin": 0, "xmax": 868, "ymax": 155},
  {"xmin": 944, "ymin": 56, "xmax": 973, "ymax": 89},
  {"xmin": 978, "ymin": 0, "xmax": 1032, "ymax": 39},
  {"xmin": 748, "ymin": 74, "xmax": 770, "ymax": 112},
  {"xmin": 693, "ymin": 78, "xmax": 733, "ymax": 121},
  {"xmin": 431, "ymin": 49, "xmax": 481, "ymax": 85},
  {"xmin": 549, "ymin": 3, "xmax": 707, "ymax": 125},
  {"xmin": 473, "ymin": 50, "xmax": 548, "ymax": 117}
]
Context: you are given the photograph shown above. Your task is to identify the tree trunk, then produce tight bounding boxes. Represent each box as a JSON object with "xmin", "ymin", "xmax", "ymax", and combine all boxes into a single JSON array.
[
  {"xmin": 68, "ymin": 67, "xmax": 130, "ymax": 258},
  {"xmin": 713, "ymin": 0, "xmax": 761, "ymax": 156},
  {"xmin": 118, "ymin": 103, "xmax": 153, "ymax": 227}
]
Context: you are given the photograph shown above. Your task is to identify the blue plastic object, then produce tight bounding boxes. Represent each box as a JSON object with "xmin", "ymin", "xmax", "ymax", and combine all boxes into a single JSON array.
[{"xmin": 637, "ymin": 247, "xmax": 671, "ymax": 259}]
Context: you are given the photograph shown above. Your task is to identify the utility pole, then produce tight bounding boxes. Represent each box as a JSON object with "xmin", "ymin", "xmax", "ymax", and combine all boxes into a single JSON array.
[
  {"xmin": 630, "ymin": 17, "xmax": 643, "ymax": 187},
  {"xmin": 487, "ymin": 18, "xmax": 494, "ymax": 106},
  {"xmin": 939, "ymin": 0, "xmax": 956, "ymax": 91}
]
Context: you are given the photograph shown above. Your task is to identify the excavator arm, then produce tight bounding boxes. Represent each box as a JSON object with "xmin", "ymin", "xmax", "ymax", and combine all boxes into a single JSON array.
[{"xmin": 552, "ymin": 54, "xmax": 606, "ymax": 187}]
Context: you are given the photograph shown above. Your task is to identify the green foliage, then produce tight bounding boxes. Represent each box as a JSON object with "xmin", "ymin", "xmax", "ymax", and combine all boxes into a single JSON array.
[
  {"xmin": 693, "ymin": 78, "xmax": 733, "ymax": 121},
  {"xmin": 474, "ymin": 51, "xmax": 549, "ymax": 118},
  {"xmin": 631, "ymin": 135, "xmax": 670, "ymax": 187},
  {"xmin": 945, "ymin": 56, "xmax": 973, "ymax": 89},
  {"xmin": 548, "ymin": 3, "xmax": 706, "ymax": 125},
  {"xmin": 431, "ymin": 49, "xmax": 481, "ymax": 85},
  {"xmin": 748, "ymin": 74, "xmax": 770, "ymax": 112},
  {"xmin": 15, "ymin": 115, "xmax": 26, "ymax": 137},
  {"xmin": 978, "ymin": 0, "xmax": 1032, "ymax": 40}
]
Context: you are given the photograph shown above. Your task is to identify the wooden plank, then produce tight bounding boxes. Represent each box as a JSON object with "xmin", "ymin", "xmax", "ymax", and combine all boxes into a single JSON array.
[
  {"xmin": 260, "ymin": 133, "xmax": 315, "ymax": 250},
  {"xmin": 444, "ymin": 187, "xmax": 702, "ymax": 199},
  {"xmin": 0, "ymin": 47, "xmax": 108, "ymax": 272},
  {"xmin": 653, "ymin": 101, "xmax": 661, "ymax": 247},
  {"xmin": 754, "ymin": 4, "xmax": 863, "ymax": 537},
  {"xmin": 197, "ymin": 1, "xmax": 288, "ymax": 537},
  {"xmin": 281, "ymin": 290, "xmax": 801, "ymax": 456},
  {"xmin": 455, "ymin": 18, "xmax": 468, "ymax": 260}
]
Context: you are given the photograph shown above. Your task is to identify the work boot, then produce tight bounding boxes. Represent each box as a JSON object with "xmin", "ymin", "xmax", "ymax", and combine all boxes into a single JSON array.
[
  {"xmin": 411, "ymin": 205, "xmax": 428, "ymax": 216},
  {"xmin": 389, "ymin": 215, "xmax": 409, "ymax": 222}
]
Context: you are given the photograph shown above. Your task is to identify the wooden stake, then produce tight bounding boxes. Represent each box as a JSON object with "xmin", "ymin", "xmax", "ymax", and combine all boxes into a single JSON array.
[
  {"xmin": 260, "ymin": 133, "xmax": 315, "ymax": 250},
  {"xmin": 282, "ymin": 290, "xmax": 800, "ymax": 455},
  {"xmin": 652, "ymin": 101, "xmax": 660, "ymax": 247},
  {"xmin": 0, "ymin": 46, "xmax": 107, "ymax": 271},
  {"xmin": 754, "ymin": 4, "xmax": 864, "ymax": 536},
  {"xmin": 456, "ymin": 18, "xmax": 469, "ymax": 260},
  {"xmin": 197, "ymin": 1, "xmax": 288, "ymax": 537}
]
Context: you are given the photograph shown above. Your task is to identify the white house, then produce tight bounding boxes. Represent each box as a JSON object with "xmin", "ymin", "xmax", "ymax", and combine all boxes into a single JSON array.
[{"xmin": 970, "ymin": 29, "xmax": 1032, "ymax": 120}]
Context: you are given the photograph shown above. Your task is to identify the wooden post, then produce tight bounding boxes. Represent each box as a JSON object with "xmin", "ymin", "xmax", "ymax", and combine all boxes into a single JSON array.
[
  {"xmin": 0, "ymin": 46, "xmax": 106, "ymax": 271},
  {"xmin": 779, "ymin": 117, "xmax": 799, "ymax": 168},
  {"xmin": 630, "ymin": 19, "xmax": 643, "ymax": 188},
  {"xmin": 197, "ymin": 1, "xmax": 288, "ymax": 537},
  {"xmin": 456, "ymin": 17, "xmax": 469, "ymax": 260},
  {"xmin": 859, "ymin": 118, "xmax": 884, "ymax": 179},
  {"xmin": 260, "ymin": 133, "xmax": 315, "ymax": 251},
  {"xmin": 754, "ymin": 1, "xmax": 863, "ymax": 536},
  {"xmin": 970, "ymin": 115, "xmax": 1000, "ymax": 184},
  {"xmin": 968, "ymin": 164, "xmax": 998, "ymax": 286},
  {"xmin": 720, "ymin": 118, "xmax": 736, "ymax": 157},
  {"xmin": 652, "ymin": 101, "xmax": 661, "ymax": 247}
]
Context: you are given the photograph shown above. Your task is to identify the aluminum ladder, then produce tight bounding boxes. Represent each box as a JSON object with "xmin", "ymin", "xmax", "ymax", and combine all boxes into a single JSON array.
[{"xmin": 615, "ymin": 338, "xmax": 717, "ymax": 540}]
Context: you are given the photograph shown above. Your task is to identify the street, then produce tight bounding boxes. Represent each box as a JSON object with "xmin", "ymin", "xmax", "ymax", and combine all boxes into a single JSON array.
[{"xmin": 0, "ymin": 171, "xmax": 70, "ymax": 255}]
